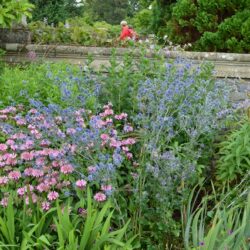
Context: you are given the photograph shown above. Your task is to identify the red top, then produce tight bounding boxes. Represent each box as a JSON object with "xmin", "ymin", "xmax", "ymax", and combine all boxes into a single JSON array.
[{"xmin": 120, "ymin": 26, "xmax": 132, "ymax": 40}]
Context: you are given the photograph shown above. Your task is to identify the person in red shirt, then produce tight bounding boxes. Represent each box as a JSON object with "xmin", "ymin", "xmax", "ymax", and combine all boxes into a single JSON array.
[{"xmin": 119, "ymin": 20, "xmax": 133, "ymax": 41}]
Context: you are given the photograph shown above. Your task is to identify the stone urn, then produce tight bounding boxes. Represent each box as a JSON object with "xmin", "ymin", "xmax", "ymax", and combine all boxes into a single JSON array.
[{"xmin": 0, "ymin": 16, "xmax": 31, "ymax": 44}]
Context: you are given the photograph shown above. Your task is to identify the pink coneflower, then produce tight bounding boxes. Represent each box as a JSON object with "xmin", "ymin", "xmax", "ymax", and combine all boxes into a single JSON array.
[
  {"xmin": 49, "ymin": 149, "xmax": 61, "ymax": 158},
  {"xmin": 16, "ymin": 119, "xmax": 26, "ymax": 125},
  {"xmin": 49, "ymin": 177, "xmax": 57, "ymax": 186},
  {"xmin": 106, "ymin": 118, "xmax": 113, "ymax": 124},
  {"xmin": 101, "ymin": 184, "xmax": 112, "ymax": 192},
  {"xmin": 110, "ymin": 139, "xmax": 122, "ymax": 148},
  {"xmin": 70, "ymin": 144, "xmax": 77, "ymax": 153},
  {"xmin": 76, "ymin": 179, "xmax": 87, "ymax": 189},
  {"xmin": 94, "ymin": 192, "xmax": 106, "ymax": 202},
  {"xmin": 41, "ymin": 201, "xmax": 50, "ymax": 211},
  {"xmin": 24, "ymin": 168, "xmax": 34, "ymax": 176},
  {"xmin": 21, "ymin": 151, "xmax": 34, "ymax": 161},
  {"xmin": 17, "ymin": 187, "xmax": 25, "ymax": 196},
  {"xmin": 0, "ymin": 176, "xmax": 8, "ymax": 185},
  {"xmin": 114, "ymin": 113, "xmax": 128, "ymax": 120},
  {"xmin": 100, "ymin": 108, "xmax": 114, "ymax": 117},
  {"xmin": 122, "ymin": 146, "xmax": 129, "ymax": 152},
  {"xmin": 28, "ymin": 108, "xmax": 37, "ymax": 114},
  {"xmin": 61, "ymin": 164, "xmax": 74, "ymax": 174},
  {"xmin": 40, "ymin": 139, "xmax": 51, "ymax": 147},
  {"xmin": 0, "ymin": 144, "xmax": 7, "ymax": 151},
  {"xmin": 37, "ymin": 183, "xmax": 50, "ymax": 193},
  {"xmin": 121, "ymin": 138, "xmax": 136, "ymax": 145},
  {"xmin": 96, "ymin": 119, "xmax": 106, "ymax": 128},
  {"xmin": 36, "ymin": 157, "xmax": 46, "ymax": 166},
  {"xmin": 0, "ymin": 197, "xmax": 8, "ymax": 207},
  {"xmin": 12, "ymin": 133, "xmax": 26, "ymax": 139},
  {"xmin": 32, "ymin": 169, "xmax": 44, "ymax": 178},
  {"xmin": 126, "ymin": 152, "xmax": 133, "ymax": 159},
  {"xmin": 28, "ymin": 124, "xmax": 36, "ymax": 130},
  {"xmin": 6, "ymin": 155, "xmax": 17, "ymax": 166},
  {"xmin": 10, "ymin": 145, "xmax": 18, "ymax": 151},
  {"xmin": 48, "ymin": 191, "xmax": 59, "ymax": 201},
  {"xmin": 35, "ymin": 133, "xmax": 42, "ymax": 139},
  {"xmin": 52, "ymin": 161, "xmax": 60, "ymax": 168},
  {"xmin": 100, "ymin": 134, "xmax": 109, "ymax": 140},
  {"xmin": 25, "ymin": 139, "xmax": 34, "ymax": 147},
  {"xmin": 6, "ymin": 139, "xmax": 15, "ymax": 145},
  {"xmin": 8, "ymin": 171, "xmax": 21, "ymax": 180}
]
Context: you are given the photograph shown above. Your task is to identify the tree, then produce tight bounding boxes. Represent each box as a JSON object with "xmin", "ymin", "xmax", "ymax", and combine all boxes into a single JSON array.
[
  {"xmin": 167, "ymin": 0, "xmax": 250, "ymax": 52},
  {"xmin": 0, "ymin": 0, "xmax": 34, "ymax": 27},
  {"xmin": 29, "ymin": 0, "xmax": 84, "ymax": 24},
  {"xmin": 85, "ymin": 0, "xmax": 129, "ymax": 24}
]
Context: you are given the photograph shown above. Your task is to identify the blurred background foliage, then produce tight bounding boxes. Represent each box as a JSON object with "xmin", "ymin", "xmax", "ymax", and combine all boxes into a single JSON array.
[{"xmin": 1, "ymin": 0, "xmax": 250, "ymax": 51}]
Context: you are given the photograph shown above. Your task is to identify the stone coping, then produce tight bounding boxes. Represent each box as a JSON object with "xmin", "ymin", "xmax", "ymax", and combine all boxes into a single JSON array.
[
  {"xmin": 1, "ymin": 43, "xmax": 250, "ymax": 62},
  {"xmin": 2, "ymin": 43, "xmax": 250, "ymax": 79}
]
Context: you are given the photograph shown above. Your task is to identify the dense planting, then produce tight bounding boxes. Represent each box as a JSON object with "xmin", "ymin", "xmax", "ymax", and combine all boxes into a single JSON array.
[{"xmin": 0, "ymin": 49, "xmax": 249, "ymax": 249}]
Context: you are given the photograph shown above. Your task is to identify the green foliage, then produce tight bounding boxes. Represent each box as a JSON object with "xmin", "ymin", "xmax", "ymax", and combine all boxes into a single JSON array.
[
  {"xmin": 131, "ymin": 9, "xmax": 153, "ymax": 34},
  {"xmin": 198, "ymin": 9, "xmax": 250, "ymax": 52},
  {"xmin": 54, "ymin": 189, "xmax": 136, "ymax": 250},
  {"xmin": 0, "ymin": 51, "xmax": 244, "ymax": 249},
  {"xmin": 85, "ymin": 0, "xmax": 129, "ymax": 25},
  {"xmin": 0, "ymin": 197, "xmax": 55, "ymax": 249},
  {"xmin": 29, "ymin": 0, "xmax": 84, "ymax": 24},
  {"xmin": 0, "ymin": 62, "xmax": 99, "ymax": 110},
  {"xmin": 28, "ymin": 19, "xmax": 120, "ymax": 46},
  {"xmin": 0, "ymin": 190, "xmax": 136, "ymax": 249},
  {"xmin": 98, "ymin": 48, "xmax": 166, "ymax": 114},
  {"xmin": 183, "ymin": 186, "xmax": 250, "ymax": 250},
  {"xmin": 216, "ymin": 118, "xmax": 250, "ymax": 183},
  {"xmin": 166, "ymin": 0, "xmax": 250, "ymax": 52},
  {"xmin": 0, "ymin": 0, "xmax": 34, "ymax": 28}
]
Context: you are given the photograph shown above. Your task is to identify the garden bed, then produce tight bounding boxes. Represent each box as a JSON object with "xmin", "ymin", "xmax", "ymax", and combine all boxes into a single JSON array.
[{"xmin": 0, "ymin": 45, "xmax": 249, "ymax": 249}]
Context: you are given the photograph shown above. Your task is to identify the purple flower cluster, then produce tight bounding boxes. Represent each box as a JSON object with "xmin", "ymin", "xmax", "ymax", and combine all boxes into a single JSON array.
[
  {"xmin": 135, "ymin": 59, "xmax": 232, "ymax": 203},
  {"xmin": 0, "ymin": 103, "xmax": 136, "ymax": 209}
]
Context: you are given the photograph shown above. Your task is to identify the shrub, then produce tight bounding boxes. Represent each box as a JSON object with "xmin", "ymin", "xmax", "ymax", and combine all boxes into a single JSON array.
[
  {"xmin": 166, "ymin": 0, "xmax": 250, "ymax": 52},
  {"xmin": 28, "ymin": 19, "xmax": 120, "ymax": 47},
  {"xmin": 216, "ymin": 118, "xmax": 250, "ymax": 183},
  {"xmin": 198, "ymin": 9, "xmax": 250, "ymax": 52},
  {"xmin": 0, "ymin": 0, "xmax": 34, "ymax": 28},
  {"xmin": 131, "ymin": 9, "xmax": 153, "ymax": 35},
  {"xmin": 29, "ymin": 0, "xmax": 83, "ymax": 25},
  {"xmin": 131, "ymin": 59, "xmax": 232, "ymax": 248}
]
